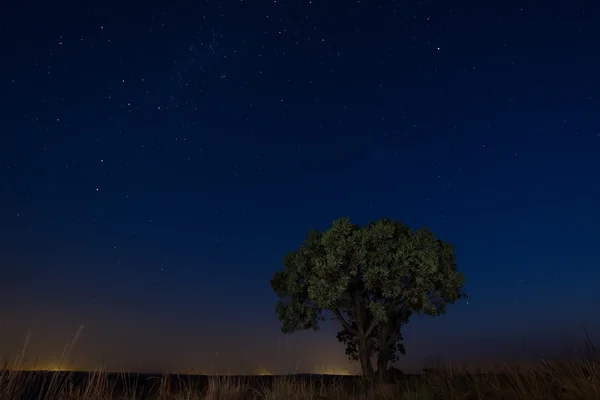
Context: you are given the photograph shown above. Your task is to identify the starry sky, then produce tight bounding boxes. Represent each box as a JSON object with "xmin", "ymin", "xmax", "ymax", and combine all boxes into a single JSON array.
[{"xmin": 1, "ymin": 0, "xmax": 599, "ymax": 375}]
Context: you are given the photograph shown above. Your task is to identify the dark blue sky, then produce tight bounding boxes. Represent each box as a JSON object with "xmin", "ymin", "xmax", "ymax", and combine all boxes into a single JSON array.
[{"xmin": 1, "ymin": 0, "xmax": 599, "ymax": 374}]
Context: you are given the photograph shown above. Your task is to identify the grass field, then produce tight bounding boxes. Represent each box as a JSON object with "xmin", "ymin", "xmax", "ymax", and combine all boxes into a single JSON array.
[
  {"xmin": 0, "ymin": 363, "xmax": 599, "ymax": 400},
  {"xmin": 1, "ymin": 328, "xmax": 598, "ymax": 399}
]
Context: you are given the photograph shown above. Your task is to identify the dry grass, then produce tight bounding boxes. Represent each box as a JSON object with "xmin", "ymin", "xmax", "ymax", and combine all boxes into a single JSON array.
[
  {"xmin": 1, "ymin": 359, "xmax": 600, "ymax": 400},
  {"xmin": 0, "ymin": 327, "xmax": 598, "ymax": 400}
]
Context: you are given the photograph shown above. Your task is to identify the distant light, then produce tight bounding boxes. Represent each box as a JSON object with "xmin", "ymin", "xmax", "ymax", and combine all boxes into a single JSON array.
[{"xmin": 256, "ymin": 367, "xmax": 273, "ymax": 376}]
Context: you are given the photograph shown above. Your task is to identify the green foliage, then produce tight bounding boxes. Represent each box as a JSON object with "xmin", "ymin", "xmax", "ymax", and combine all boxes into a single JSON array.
[{"xmin": 271, "ymin": 216, "xmax": 467, "ymax": 376}]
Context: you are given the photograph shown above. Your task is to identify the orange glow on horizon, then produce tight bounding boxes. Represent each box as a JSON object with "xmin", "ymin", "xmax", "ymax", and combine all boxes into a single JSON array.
[
  {"xmin": 311, "ymin": 364, "xmax": 357, "ymax": 376},
  {"xmin": 255, "ymin": 366, "xmax": 273, "ymax": 376},
  {"xmin": 21, "ymin": 363, "xmax": 72, "ymax": 372}
]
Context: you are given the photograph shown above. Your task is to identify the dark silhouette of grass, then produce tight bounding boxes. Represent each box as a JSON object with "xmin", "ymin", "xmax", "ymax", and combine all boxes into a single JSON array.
[{"xmin": 1, "ymin": 326, "xmax": 598, "ymax": 399}]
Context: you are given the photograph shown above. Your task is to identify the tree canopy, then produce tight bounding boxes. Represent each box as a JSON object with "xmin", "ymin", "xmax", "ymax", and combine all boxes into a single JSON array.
[{"xmin": 271, "ymin": 217, "xmax": 466, "ymax": 379}]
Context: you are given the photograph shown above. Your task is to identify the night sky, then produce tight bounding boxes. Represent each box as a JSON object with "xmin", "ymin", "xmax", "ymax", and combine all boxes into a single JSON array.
[{"xmin": 1, "ymin": 0, "xmax": 599, "ymax": 375}]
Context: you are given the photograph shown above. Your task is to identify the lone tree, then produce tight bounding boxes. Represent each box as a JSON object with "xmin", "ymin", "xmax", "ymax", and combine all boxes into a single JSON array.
[{"xmin": 271, "ymin": 217, "xmax": 466, "ymax": 380}]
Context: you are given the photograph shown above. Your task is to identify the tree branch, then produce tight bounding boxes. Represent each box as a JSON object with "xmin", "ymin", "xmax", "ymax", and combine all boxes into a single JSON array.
[
  {"xmin": 333, "ymin": 308, "xmax": 358, "ymax": 336},
  {"xmin": 365, "ymin": 316, "xmax": 379, "ymax": 337},
  {"xmin": 366, "ymin": 297, "xmax": 411, "ymax": 337}
]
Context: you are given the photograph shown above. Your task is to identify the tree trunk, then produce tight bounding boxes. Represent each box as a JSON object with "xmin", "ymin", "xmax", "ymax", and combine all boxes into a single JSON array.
[
  {"xmin": 354, "ymin": 291, "xmax": 375, "ymax": 379},
  {"xmin": 376, "ymin": 325, "xmax": 391, "ymax": 382},
  {"xmin": 376, "ymin": 316, "xmax": 402, "ymax": 382},
  {"xmin": 358, "ymin": 336, "xmax": 374, "ymax": 379},
  {"xmin": 376, "ymin": 348, "xmax": 392, "ymax": 381}
]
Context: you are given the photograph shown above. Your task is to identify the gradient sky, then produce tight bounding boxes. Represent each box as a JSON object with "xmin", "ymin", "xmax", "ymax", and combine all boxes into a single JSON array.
[{"xmin": 1, "ymin": 0, "xmax": 599, "ymax": 375}]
